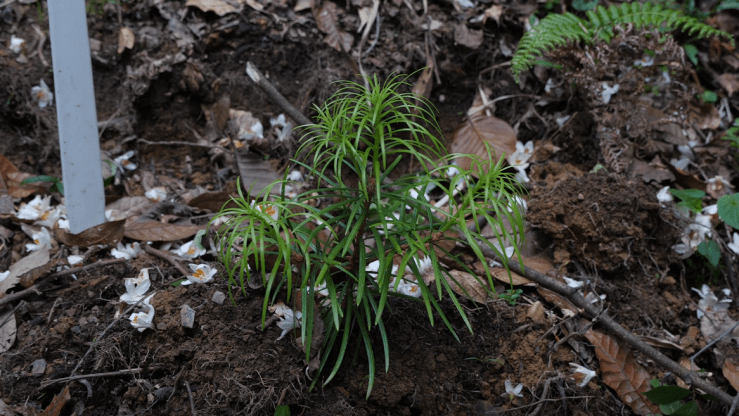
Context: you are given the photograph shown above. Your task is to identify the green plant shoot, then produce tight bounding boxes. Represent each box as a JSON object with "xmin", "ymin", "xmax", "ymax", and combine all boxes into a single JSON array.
[{"xmin": 211, "ymin": 73, "xmax": 526, "ymax": 398}]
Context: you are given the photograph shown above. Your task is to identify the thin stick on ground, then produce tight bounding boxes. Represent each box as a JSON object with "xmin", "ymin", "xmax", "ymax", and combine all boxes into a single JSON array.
[
  {"xmin": 64, "ymin": 292, "xmax": 157, "ymax": 386},
  {"xmin": 0, "ymin": 258, "xmax": 127, "ymax": 308},
  {"xmin": 481, "ymin": 244, "xmax": 737, "ymax": 408},
  {"xmin": 184, "ymin": 381, "xmax": 196, "ymax": 416},
  {"xmin": 245, "ymin": 62, "xmax": 314, "ymax": 128},
  {"xmin": 0, "ymin": 301, "xmax": 24, "ymax": 331},
  {"xmin": 40, "ymin": 368, "xmax": 145, "ymax": 388},
  {"xmin": 142, "ymin": 244, "xmax": 189, "ymax": 279}
]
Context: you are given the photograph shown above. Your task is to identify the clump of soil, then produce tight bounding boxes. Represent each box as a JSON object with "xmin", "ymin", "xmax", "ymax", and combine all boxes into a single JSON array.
[{"xmin": 527, "ymin": 170, "xmax": 681, "ymax": 274}]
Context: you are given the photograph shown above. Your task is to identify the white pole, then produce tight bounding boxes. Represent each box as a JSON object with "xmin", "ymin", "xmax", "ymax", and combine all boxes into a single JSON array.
[{"xmin": 47, "ymin": 0, "xmax": 106, "ymax": 233}]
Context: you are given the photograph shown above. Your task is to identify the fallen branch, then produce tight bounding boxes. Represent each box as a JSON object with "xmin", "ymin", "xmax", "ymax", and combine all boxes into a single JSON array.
[
  {"xmin": 40, "ymin": 368, "xmax": 145, "ymax": 388},
  {"xmin": 245, "ymin": 62, "xmax": 313, "ymax": 128},
  {"xmin": 63, "ymin": 291, "xmax": 157, "ymax": 386},
  {"xmin": 142, "ymin": 244, "xmax": 189, "ymax": 279},
  {"xmin": 481, "ymin": 245, "xmax": 737, "ymax": 409},
  {"xmin": 0, "ymin": 258, "xmax": 127, "ymax": 308}
]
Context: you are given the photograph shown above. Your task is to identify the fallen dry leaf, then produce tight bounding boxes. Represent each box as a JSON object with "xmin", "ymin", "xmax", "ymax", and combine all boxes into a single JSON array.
[
  {"xmin": 19, "ymin": 258, "xmax": 64, "ymax": 287},
  {"xmin": 0, "ymin": 306, "xmax": 16, "ymax": 354},
  {"xmin": 717, "ymin": 73, "xmax": 739, "ymax": 96},
  {"xmin": 536, "ymin": 286, "xmax": 578, "ymax": 316},
  {"xmin": 585, "ymin": 329, "xmax": 660, "ymax": 415},
  {"xmin": 233, "ymin": 150, "xmax": 283, "ymax": 197},
  {"xmin": 0, "ymin": 247, "xmax": 49, "ymax": 297},
  {"xmin": 314, "ymin": 1, "xmax": 353, "ymax": 53},
  {"xmin": 451, "ymin": 88, "xmax": 516, "ymax": 175},
  {"xmin": 722, "ymin": 360, "xmax": 739, "ymax": 392},
  {"xmin": 445, "ymin": 269, "xmax": 488, "ymax": 303},
  {"xmin": 0, "ymin": 154, "xmax": 17, "ymax": 178},
  {"xmin": 117, "ymin": 26, "xmax": 135, "ymax": 54},
  {"xmin": 5, "ymin": 172, "xmax": 46, "ymax": 198},
  {"xmin": 454, "ymin": 22, "xmax": 483, "ymax": 49},
  {"xmin": 56, "ymin": 219, "xmax": 125, "ymax": 247},
  {"xmin": 491, "ymin": 267, "xmax": 531, "ymax": 286},
  {"xmin": 185, "ymin": 0, "xmax": 244, "ymax": 16},
  {"xmin": 124, "ymin": 221, "xmax": 205, "ymax": 242},
  {"xmin": 483, "ymin": 5, "xmax": 503, "ymax": 25},
  {"xmin": 40, "ymin": 385, "xmax": 70, "ymax": 416},
  {"xmin": 187, "ymin": 191, "xmax": 238, "ymax": 213},
  {"xmin": 105, "ymin": 196, "xmax": 155, "ymax": 220}
]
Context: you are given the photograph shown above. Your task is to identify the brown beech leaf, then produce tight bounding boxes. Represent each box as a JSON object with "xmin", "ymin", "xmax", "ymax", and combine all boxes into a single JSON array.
[
  {"xmin": 185, "ymin": 0, "xmax": 243, "ymax": 16},
  {"xmin": 105, "ymin": 196, "xmax": 154, "ymax": 220},
  {"xmin": 19, "ymin": 258, "xmax": 65, "ymax": 287},
  {"xmin": 40, "ymin": 385, "xmax": 70, "ymax": 416},
  {"xmin": 722, "ymin": 360, "xmax": 739, "ymax": 392},
  {"xmin": 451, "ymin": 89, "xmax": 516, "ymax": 176},
  {"xmin": 453, "ymin": 22, "xmax": 483, "ymax": 49},
  {"xmin": 717, "ymin": 73, "xmax": 739, "ymax": 96},
  {"xmin": 0, "ymin": 306, "xmax": 16, "ymax": 354},
  {"xmin": 117, "ymin": 26, "xmax": 135, "ymax": 54},
  {"xmin": 412, "ymin": 65, "xmax": 434, "ymax": 102},
  {"xmin": 124, "ymin": 221, "xmax": 205, "ymax": 242},
  {"xmin": 56, "ymin": 220, "xmax": 125, "ymax": 247},
  {"xmin": 187, "ymin": 191, "xmax": 238, "ymax": 213},
  {"xmin": 584, "ymin": 329, "xmax": 660, "ymax": 415},
  {"xmin": 445, "ymin": 269, "xmax": 488, "ymax": 303},
  {"xmin": 5, "ymin": 172, "xmax": 46, "ymax": 198},
  {"xmin": 492, "ymin": 267, "xmax": 531, "ymax": 286},
  {"xmin": 314, "ymin": 1, "xmax": 353, "ymax": 52},
  {"xmin": 234, "ymin": 150, "xmax": 283, "ymax": 197},
  {"xmin": 537, "ymin": 286, "xmax": 577, "ymax": 313},
  {"xmin": 0, "ymin": 247, "xmax": 50, "ymax": 297},
  {"xmin": 0, "ymin": 153, "xmax": 18, "ymax": 178}
]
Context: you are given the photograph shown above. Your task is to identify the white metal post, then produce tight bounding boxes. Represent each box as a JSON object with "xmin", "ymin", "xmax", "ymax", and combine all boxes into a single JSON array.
[{"xmin": 47, "ymin": 0, "xmax": 106, "ymax": 233}]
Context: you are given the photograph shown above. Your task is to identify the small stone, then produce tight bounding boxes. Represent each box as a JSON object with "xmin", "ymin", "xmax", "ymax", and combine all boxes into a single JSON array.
[
  {"xmin": 180, "ymin": 304, "xmax": 195, "ymax": 328},
  {"xmin": 211, "ymin": 291, "xmax": 225, "ymax": 305},
  {"xmin": 31, "ymin": 359, "xmax": 46, "ymax": 377},
  {"xmin": 156, "ymin": 323, "xmax": 167, "ymax": 331}
]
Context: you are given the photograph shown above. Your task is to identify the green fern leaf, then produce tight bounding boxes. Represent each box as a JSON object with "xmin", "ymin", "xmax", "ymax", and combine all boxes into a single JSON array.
[{"xmin": 512, "ymin": 1, "xmax": 734, "ymax": 81}]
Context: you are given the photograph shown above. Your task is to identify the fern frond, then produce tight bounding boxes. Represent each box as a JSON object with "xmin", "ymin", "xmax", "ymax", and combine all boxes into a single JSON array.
[{"xmin": 512, "ymin": 2, "xmax": 734, "ymax": 81}]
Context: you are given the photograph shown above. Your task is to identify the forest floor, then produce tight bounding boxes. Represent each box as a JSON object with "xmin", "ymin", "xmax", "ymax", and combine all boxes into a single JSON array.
[{"xmin": 1, "ymin": 0, "xmax": 739, "ymax": 415}]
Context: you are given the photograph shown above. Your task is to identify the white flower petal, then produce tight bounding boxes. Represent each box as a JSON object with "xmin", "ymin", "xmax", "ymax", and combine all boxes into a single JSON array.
[
  {"xmin": 145, "ymin": 187, "xmax": 167, "ymax": 202},
  {"xmin": 656, "ymin": 186, "xmax": 673, "ymax": 203},
  {"xmin": 67, "ymin": 255, "xmax": 84, "ymax": 266},
  {"xmin": 276, "ymin": 310, "xmax": 302, "ymax": 340},
  {"xmin": 26, "ymin": 227, "xmax": 52, "ymax": 252},
  {"xmin": 120, "ymin": 270, "xmax": 151, "ymax": 304},
  {"xmin": 186, "ymin": 263, "xmax": 216, "ymax": 284},
  {"xmin": 570, "ymin": 363, "xmax": 596, "ymax": 387},
  {"xmin": 31, "ymin": 79, "xmax": 53, "ymax": 108},
  {"xmin": 172, "ymin": 241, "xmax": 206, "ymax": 259},
  {"xmin": 563, "ymin": 276, "xmax": 584, "ymax": 289},
  {"xmin": 728, "ymin": 233, "xmax": 739, "ymax": 255}
]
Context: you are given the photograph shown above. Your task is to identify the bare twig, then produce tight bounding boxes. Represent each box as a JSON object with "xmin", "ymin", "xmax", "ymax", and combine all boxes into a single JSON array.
[
  {"xmin": 48, "ymin": 258, "xmax": 127, "ymax": 279},
  {"xmin": 64, "ymin": 292, "xmax": 156, "ymax": 385},
  {"xmin": 728, "ymin": 393, "xmax": 739, "ymax": 416},
  {"xmin": 40, "ymin": 368, "xmax": 145, "ymax": 388},
  {"xmin": 245, "ymin": 62, "xmax": 313, "ymax": 128},
  {"xmin": 142, "ymin": 244, "xmax": 189, "ymax": 279},
  {"xmin": 184, "ymin": 381, "xmax": 196, "ymax": 416},
  {"xmin": 690, "ymin": 320, "xmax": 739, "ymax": 363},
  {"xmin": 0, "ymin": 258, "xmax": 127, "ymax": 308},
  {"xmin": 137, "ymin": 138, "xmax": 228, "ymax": 151},
  {"xmin": 0, "ymin": 285, "xmax": 43, "ymax": 308},
  {"xmin": 0, "ymin": 301, "xmax": 24, "ymax": 330},
  {"xmin": 481, "ymin": 245, "xmax": 737, "ymax": 408}
]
